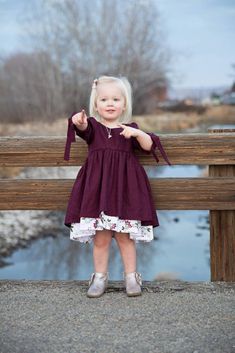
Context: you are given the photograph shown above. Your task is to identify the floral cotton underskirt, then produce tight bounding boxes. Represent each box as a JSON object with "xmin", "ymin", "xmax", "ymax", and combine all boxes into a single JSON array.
[{"xmin": 70, "ymin": 211, "xmax": 154, "ymax": 244}]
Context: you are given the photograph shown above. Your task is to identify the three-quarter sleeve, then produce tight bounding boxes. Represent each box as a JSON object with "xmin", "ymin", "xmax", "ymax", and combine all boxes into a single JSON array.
[
  {"xmin": 131, "ymin": 122, "xmax": 171, "ymax": 166},
  {"xmin": 64, "ymin": 113, "xmax": 94, "ymax": 161}
]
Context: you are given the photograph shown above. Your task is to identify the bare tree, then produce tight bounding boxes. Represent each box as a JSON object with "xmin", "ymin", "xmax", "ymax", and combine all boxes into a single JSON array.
[
  {"xmin": 26, "ymin": 0, "xmax": 171, "ymax": 111},
  {"xmin": 0, "ymin": 0, "xmax": 172, "ymax": 122},
  {"xmin": 0, "ymin": 51, "xmax": 64, "ymax": 122}
]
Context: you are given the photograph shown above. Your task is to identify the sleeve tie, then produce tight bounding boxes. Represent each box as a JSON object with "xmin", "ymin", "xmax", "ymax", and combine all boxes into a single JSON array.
[
  {"xmin": 64, "ymin": 113, "xmax": 77, "ymax": 161},
  {"xmin": 148, "ymin": 133, "xmax": 171, "ymax": 166}
]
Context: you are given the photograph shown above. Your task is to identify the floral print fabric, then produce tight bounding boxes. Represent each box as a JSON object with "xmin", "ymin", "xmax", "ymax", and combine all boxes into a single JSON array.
[{"xmin": 70, "ymin": 211, "xmax": 154, "ymax": 244}]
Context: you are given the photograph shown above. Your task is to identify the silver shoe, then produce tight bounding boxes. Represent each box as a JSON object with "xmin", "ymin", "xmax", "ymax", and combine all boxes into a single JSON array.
[
  {"xmin": 123, "ymin": 271, "xmax": 142, "ymax": 297},
  {"xmin": 87, "ymin": 272, "xmax": 109, "ymax": 298}
]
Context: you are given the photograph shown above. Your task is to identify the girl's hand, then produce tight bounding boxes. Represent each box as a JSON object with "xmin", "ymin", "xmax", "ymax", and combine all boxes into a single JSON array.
[
  {"xmin": 117, "ymin": 123, "xmax": 140, "ymax": 138},
  {"xmin": 72, "ymin": 109, "xmax": 88, "ymax": 129}
]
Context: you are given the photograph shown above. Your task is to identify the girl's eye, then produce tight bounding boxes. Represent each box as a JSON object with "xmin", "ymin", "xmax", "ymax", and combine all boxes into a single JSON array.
[{"xmin": 114, "ymin": 98, "xmax": 119, "ymax": 101}]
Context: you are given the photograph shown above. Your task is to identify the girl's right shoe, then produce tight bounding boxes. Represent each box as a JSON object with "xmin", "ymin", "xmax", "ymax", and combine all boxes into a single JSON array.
[{"xmin": 86, "ymin": 272, "xmax": 108, "ymax": 298}]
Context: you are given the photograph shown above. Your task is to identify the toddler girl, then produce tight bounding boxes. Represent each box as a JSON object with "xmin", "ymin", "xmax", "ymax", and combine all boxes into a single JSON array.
[{"xmin": 64, "ymin": 75, "xmax": 171, "ymax": 298}]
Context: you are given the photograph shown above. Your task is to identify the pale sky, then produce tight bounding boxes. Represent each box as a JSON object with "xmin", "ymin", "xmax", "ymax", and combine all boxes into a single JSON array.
[
  {"xmin": 0, "ymin": 0, "xmax": 234, "ymax": 89},
  {"xmin": 157, "ymin": 0, "xmax": 235, "ymax": 88}
]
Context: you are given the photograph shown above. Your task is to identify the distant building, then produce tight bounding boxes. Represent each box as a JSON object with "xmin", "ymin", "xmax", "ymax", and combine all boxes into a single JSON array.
[{"xmin": 140, "ymin": 85, "xmax": 168, "ymax": 113}]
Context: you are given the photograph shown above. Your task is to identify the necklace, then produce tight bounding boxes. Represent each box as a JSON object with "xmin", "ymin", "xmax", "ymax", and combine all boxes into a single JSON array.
[{"xmin": 105, "ymin": 126, "xmax": 112, "ymax": 138}]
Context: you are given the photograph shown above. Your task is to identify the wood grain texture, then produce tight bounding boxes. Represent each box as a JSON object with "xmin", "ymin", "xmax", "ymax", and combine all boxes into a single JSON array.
[
  {"xmin": 209, "ymin": 165, "xmax": 235, "ymax": 281},
  {"xmin": 209, "ymin": 129, "xmax": 235, "ymax": 282},
  {"xmin": 0, "ymin": 133, "xmax": 235, "ymax": 166},
  {"xmin": 0, "ymin": 177, "xmax": 234, "ymax": 210}
]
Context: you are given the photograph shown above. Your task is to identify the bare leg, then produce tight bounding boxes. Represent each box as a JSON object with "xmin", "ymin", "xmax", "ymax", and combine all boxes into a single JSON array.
[
  {"xmin": 114, "ymin": 232, "xmax": 137, "ymax": 273},
  {"xmin": 93, "ymin": 229, "xmax": 113, "ymax": 272}
]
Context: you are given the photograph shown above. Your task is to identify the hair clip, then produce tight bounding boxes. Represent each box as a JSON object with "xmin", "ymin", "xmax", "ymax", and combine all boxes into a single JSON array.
[{"xmin": 92, "ymin": 78, "xmax": 98, "ymax": 89}]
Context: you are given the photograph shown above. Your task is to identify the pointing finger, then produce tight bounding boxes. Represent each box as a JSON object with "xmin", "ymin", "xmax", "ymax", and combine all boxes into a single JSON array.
[{"xmin": 81, "ymin": 109, "xmax": 86, "ymax": 123}]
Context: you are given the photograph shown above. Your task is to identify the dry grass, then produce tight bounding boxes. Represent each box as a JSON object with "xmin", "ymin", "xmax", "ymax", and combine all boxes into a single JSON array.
[
  {"xmin": 0, "ymin": 117, "xmax": 67, "ymax": 137},
  {"xmin": 1, "ymin": 105, "xmax": 234, "ymax": 137},
  {"xmin": 135, "ymin": 105, "xmax": 235, "ymax": 133}
]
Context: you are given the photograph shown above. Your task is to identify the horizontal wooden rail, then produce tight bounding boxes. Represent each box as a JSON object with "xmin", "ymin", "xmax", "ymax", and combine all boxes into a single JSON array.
[
  {"xmin": 0, "ymin": 133, "xmax": 235, "ymax": 166},
  {"xmin": 0, "ymin": 130, "xmax": 234, "ymax": 281},
  {"xmin": 0, "ymin": 178, "xmax": 234, "ymax": 210}
]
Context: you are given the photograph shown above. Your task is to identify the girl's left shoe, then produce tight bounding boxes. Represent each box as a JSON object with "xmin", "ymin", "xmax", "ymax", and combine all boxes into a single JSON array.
[{"xmin": 123, "ymin": 271, "xmax": 142, "ymax": 297}]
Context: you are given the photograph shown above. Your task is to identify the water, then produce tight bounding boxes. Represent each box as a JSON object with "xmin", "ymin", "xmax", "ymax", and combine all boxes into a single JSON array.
[
  {"xmin": 0, "ymin": 164, "xmax": 210, "ymax": 281},
  {"xmin": 0, "ymin": 209, "xmax": 209, "ymax": 281}
]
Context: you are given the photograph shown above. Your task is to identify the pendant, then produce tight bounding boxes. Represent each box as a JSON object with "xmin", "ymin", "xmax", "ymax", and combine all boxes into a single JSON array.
[{"xmin": 106, "ymin": 126, "xmax": 112, "ymax": 138}]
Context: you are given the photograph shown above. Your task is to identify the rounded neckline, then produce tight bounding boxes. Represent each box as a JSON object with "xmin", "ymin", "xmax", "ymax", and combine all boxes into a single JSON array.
[{"xmin": 98, "ymin": 120, "xmax": 123, "ymax": 130}]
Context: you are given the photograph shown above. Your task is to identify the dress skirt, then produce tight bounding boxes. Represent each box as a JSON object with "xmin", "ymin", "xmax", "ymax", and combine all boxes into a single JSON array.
[{"xmin": 70, "ymin": 211, "xmax": 154, "ymax": 244}]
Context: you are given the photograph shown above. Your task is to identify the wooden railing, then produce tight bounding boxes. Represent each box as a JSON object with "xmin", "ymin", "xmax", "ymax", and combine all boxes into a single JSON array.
[{"xmin": 0, "ymin": 129, "xmax": 234, "ymax": 281}]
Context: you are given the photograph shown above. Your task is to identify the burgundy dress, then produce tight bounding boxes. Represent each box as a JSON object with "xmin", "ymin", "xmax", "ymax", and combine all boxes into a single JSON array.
[{"xmin": 64, "ymin": 114, "xmax": 171, "ymax": 244}]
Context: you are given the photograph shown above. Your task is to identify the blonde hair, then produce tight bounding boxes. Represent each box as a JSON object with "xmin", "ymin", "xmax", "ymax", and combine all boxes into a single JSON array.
[{"xmin": 89, "ymin": 75, "xmax": 133, "ymax": 123}]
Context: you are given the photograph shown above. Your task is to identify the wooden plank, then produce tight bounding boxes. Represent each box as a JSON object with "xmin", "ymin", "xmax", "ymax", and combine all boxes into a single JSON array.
[
  {"xmin": 0, "ymin": 133, "xmax": 235, "ymax": 166},
  {"xmin": 209, "ymin": 128, "xmax": 235, "ymax": 282},
  {"xmin": 0, "ymin": 177, "xmax": 234, "ymax": 210},
  {"xmin": 209, "ymin": 165, "xmax": 235, "ymax": 282},
  {"xmin": 209, "ymin": 128, "xmax": 235, "ymax": 281}
]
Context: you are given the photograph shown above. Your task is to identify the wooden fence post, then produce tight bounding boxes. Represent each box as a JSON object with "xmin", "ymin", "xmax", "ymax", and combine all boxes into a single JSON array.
[{"xmin": 208, "ymin": 128, "xmax": 235, "ymax": 281}]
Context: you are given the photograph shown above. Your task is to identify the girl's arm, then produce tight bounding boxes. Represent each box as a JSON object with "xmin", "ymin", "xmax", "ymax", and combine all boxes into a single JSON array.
[
  {"xmin": 119, "ymin": 121, "xmax": 171, "ymax": 166},
  {"xmin": 64, "ymin": 113, "xmax": 94, "ymax": 161},
  {"xmin": 135, "ymin": 130, "xmax": 153, "ymax": 152},
  {"xmin": 119, "ymin": 122, "xmax": 152, "ymax": 152},
  {"xmin": 72, "ymin": 110, "xmax": 88, "ymax": 131},
  {"xmin": 131, "ymin": 122, "xmax": 171, "ymax": 165}
]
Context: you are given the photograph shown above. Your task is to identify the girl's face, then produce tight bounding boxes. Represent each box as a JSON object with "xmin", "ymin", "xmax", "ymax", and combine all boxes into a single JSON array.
[{"xmin": 95, "ymin": 83, "xmax": 126, "ymax": 121}]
